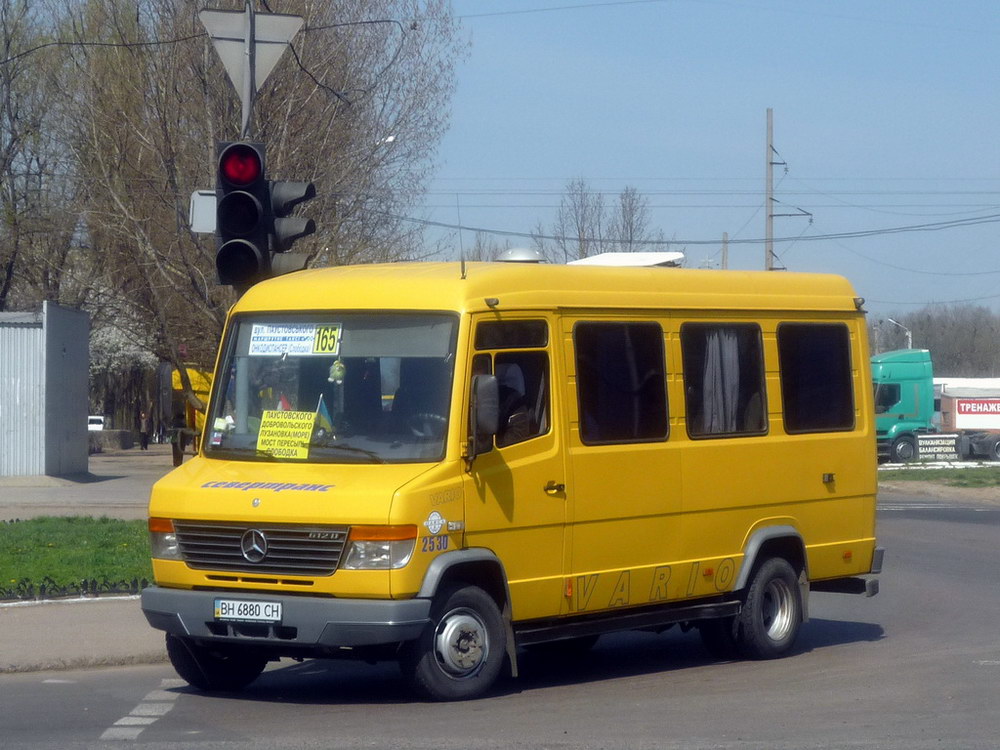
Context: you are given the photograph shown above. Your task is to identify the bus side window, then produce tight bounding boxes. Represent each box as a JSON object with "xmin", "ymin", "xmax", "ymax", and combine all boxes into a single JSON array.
[
  {"xmin": 777, "ymin": 323, "xmax": 855, "ymax": 433},
  {"xmin": 574, "ymin": 322, "xmax": 668, "ymax": 444},
  {"xmin": 681, "ymin": 323, "xmax": 767, "ymax": 438},
  {"xmin": 495, "ymin": 352, "xmax": 549, "ymax": 448}
]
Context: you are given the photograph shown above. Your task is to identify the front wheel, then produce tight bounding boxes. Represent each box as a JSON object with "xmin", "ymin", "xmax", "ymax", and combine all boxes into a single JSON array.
[
  {"xmin": 401, "ymin": 584, "xmax": 506, "ymax": 701},
  {"xmin": 165, "ymin": 634, "xmax": 267, "ymax": 692},
  {"xmin": 736, "ymin": 557, "xmax": 802, "ymax": 660}
]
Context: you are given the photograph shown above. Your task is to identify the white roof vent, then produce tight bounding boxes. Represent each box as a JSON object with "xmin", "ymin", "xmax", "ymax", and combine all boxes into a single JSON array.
[
  {"xmin": 495, "ymin": 248, "xmax": 545, "ymax": 263},
  {"xmin": 568, "ymin": 252, "xmax": 685, "ymax": 267}
]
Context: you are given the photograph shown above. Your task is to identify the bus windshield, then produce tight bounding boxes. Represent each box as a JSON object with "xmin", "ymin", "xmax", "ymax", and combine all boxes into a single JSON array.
[{"xmin": 205, "ymin": 313, "xmax": 458, "ymax": 463}]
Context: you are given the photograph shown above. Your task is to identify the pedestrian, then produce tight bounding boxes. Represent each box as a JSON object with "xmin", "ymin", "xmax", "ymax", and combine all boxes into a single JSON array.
[{"xmin": 139, "ymin": 411, "xmax": 150, "ymax": 450}]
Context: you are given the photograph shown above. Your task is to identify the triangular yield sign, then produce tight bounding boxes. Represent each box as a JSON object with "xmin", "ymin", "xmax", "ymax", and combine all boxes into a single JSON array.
[{"xmin": 199, "ymin": 8, "xmax": 304, "ymax": 95}]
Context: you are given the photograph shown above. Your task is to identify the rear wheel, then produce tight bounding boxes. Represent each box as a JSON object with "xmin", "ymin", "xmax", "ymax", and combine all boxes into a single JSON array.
[
  {"xmin": 401, "ymin": 584, "xmax": 506, "ymax": 701},
  {"xmin": 737, "ymin": 557, "xmax": 802, "ymax": 660},
  {"xmin": 165, "ymin": 634, "xmax": 267, "ymax": 692},
  {"xmin": 990, "ymin": 439, "xmax": 1000, "ymax": 461}
]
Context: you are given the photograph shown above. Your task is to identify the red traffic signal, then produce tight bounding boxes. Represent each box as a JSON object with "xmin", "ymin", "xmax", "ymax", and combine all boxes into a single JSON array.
[
  {"xmin": 219, "ymin": 143, "xmax": 263, "ymax": 187},
  {"xmin": 215, "ymin": 142, "xmax": 269, "ymax": 291}
]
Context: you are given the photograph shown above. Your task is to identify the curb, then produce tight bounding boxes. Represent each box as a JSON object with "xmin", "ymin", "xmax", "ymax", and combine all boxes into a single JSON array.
[
  {"xmin": 0, "ymin": 595, "xmax": 167, "ymax": 675},
  {"xmin": 0, "ymin": 652, "xmax": 169, "ymax": 674}
]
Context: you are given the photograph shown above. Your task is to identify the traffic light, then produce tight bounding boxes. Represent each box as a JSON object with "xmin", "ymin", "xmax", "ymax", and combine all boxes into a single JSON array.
[
  {"xmin": 215, "ymin": 141, "xmax": 318, "ymax": 290},
  {"xmin": 215, "ymin": 141, "xmax": 269, "ymax": 290},
  {"xmin": 269, "ymin": 180, "xmax": 316, "ymax": 251}
]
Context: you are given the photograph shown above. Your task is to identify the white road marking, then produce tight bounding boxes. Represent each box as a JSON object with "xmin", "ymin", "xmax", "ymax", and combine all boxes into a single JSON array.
[
  {"xmin": 99, "ymin": 678, "xmax": 181, "ymax": 741},
  {"xmin": 114, "ymin": 717, "xmax": 158, "ymax": 726},
  {"xmin": 879, "ymin": 502, "xmax": 994, "ymax": 512},
  {"xmin": 130, "ymin": 702, "xmax": 175, "ymax": 717},
  {"xmin": 143, "ymin": 689, "xmax": 177, "ymax": 701},
  {"xmin": 99, "ymin": 727, "xmax": 145, "ymax": 741}
]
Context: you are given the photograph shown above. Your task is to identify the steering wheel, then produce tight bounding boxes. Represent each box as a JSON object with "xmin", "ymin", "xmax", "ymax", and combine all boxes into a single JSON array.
[{"xmin": 407, "ymin": 412, "xmax": 447, "ymax": 438}]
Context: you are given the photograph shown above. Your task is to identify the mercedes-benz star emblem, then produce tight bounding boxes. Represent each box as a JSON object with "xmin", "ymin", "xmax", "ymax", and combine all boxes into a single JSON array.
[{"xmin": 240, "ymin": 529, "xmax": 268, "ymax": 563}]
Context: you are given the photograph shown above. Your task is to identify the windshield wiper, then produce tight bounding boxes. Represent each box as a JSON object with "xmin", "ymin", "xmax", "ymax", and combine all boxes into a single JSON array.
[{"xmin": 309, "ymin": 441, "xmax": 385, "ymax": 463}]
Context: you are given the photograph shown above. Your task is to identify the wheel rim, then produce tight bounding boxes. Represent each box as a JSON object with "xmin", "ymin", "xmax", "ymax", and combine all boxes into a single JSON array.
[
  {"xmin": 761, "ymin": 578, "xmax": 795, "ymax": 642},
  {"xmin": 896, "ymin": 439, "xmax": 915, "ymax": 461},
  {"xmin": 434, "ymin": 607, "xmax": 489, "ymax": 678}
]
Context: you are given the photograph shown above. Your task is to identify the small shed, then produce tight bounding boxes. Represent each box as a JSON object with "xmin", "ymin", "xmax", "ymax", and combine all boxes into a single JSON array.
[{"xmin": 0, "ymin": 302, "xmax": 90, "ymax": 477}]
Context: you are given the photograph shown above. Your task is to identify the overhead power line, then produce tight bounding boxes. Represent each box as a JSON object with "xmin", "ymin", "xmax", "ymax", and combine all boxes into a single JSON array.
[
  {"xmin": 391, "ymin": 211, "xmax": 1000, "ymax": 247},
  {"xmin": 457, "ymin": 0, "xmax": 670, "ymax": 20}
]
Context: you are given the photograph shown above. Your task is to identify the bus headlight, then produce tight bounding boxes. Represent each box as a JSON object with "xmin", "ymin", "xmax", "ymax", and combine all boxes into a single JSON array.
[
  {"xmin": 341, "ymin": 525, "xmax": 417, "ymax": 570},
  {"xmin": 148, "ymin": 517, "xmax": 181, "ymax": 560}
]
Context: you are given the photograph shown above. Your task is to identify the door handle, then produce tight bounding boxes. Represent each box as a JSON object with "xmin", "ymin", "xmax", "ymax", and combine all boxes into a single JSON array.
[{"xmin": 544, "ymin": 481, "xmax": 566, "ymax": 495}]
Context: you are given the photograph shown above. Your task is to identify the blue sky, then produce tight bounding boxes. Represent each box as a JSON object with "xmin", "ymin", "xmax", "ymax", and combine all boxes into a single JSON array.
[{"xmin": 419, "ymin": 0, "xmax": 1000, "ymax": 316}]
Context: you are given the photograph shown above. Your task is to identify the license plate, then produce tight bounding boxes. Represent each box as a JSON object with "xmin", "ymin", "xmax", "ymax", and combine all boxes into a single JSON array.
[{"xmin": 214, "ymin": 598, "xmax": 283, "ymax": 623}]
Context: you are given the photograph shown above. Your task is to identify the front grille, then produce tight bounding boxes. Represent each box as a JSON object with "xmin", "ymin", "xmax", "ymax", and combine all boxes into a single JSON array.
[{"xmin": 174, "ymin": 521, "xmax": 349, "ymax": 577}]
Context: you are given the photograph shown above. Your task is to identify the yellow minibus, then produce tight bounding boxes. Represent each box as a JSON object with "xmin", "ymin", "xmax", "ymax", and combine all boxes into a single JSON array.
[{"xmin": 142, "ymin": 258, "xmax": 882, "ymax": 701}]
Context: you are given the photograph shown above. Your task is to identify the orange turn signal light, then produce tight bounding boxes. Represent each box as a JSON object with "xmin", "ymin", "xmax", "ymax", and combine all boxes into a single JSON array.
[
  {"xmin": 347, "ymin": 525, "xmax": 417, "ymax": 542},
  {"xmin": 148, "ymin": 517, "xmax": 174, "ymax": 533}
]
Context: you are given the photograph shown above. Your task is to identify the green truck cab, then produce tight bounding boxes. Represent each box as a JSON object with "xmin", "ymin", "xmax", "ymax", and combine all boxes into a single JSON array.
[{"xmin": 871, "ymin": 349, "xmax": 936, "ymax": 462}]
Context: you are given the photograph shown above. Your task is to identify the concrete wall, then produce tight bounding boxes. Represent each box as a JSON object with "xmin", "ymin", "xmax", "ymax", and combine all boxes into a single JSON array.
[{"xmin": 43, "ymin": 302, "xmax": 89, "ymax": 475}]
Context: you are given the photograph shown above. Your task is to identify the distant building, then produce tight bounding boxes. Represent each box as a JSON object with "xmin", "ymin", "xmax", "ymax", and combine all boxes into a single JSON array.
[{"xmin": 0, "ymin": 302, "xmax": 89, "ymax": 477}]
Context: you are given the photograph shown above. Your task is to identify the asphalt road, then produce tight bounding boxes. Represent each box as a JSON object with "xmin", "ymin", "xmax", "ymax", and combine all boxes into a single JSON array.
[{"xmin": 1, "ymin": 499, "xmax": 998, "ymax": 750}]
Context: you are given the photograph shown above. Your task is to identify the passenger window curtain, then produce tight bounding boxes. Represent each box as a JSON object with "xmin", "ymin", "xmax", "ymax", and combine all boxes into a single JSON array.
[{"xmin": 703, "ymin": 328, "xmax": 740, "ymax": 433}]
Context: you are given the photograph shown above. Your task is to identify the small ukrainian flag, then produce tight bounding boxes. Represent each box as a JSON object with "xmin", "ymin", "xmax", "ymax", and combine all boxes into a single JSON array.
[{"xmin": 315, "ymin": 393, "xmax": 333, "ymax": 433}]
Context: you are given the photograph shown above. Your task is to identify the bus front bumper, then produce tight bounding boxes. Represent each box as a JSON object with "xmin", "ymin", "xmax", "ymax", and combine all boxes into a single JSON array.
[{"xmin": 141, "ymin": 586, "xmax": 431, "ymax": 652}]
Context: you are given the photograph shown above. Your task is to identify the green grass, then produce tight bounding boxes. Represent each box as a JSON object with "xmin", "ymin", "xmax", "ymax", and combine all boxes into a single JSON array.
[
  {"xmin": 879, "ymin": 465, "xmax": 1000, "ymax": 488},
  {"xmin": 0, "ymin": 516, "xmax": 153, "ymax": 598}
]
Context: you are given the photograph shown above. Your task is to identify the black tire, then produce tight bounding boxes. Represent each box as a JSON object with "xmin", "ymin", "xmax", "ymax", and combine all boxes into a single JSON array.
[
  {"xmin": 697, "ymin": 617, "xmax": 739, "ymax": 660},
  {"xmin": 400, "ymin": 584, "xmax": 506, "ymax": 701},
  {"xmin": 737, "ymin": 557, "xmax": 802, "ymax": 660},
  {"xmin": 990, "ymin": 440, "xmax": 1000, "ymax": 462},
  {"xmin": 165, "ymin": 634, "xmax": 267, "ymax": 692},
  {"xmin": 890, "ymin": 435, "xmax": 917, "ymax": 463}
]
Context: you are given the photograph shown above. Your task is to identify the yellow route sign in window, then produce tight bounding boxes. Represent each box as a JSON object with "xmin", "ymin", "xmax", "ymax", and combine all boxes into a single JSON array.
[
  {"xmin": 313, "ymin": 324, "xmax": 343, "ymax": 355},
  {"xmin": 258, "ymin": 410, "xmax": 315, "ymax": 460}
]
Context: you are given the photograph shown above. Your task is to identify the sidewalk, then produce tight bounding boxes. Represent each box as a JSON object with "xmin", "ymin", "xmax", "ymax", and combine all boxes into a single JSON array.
[
  {"xmin": 0, "ymin": 444, "xmax": 177, "ymax": 522},
  {"xmin": 0, "ymin": 597, "xmax": 166, "ymax": 673},
  {"xmin": 0, "ymin": 446, "xmax": 180, "ymax": 673}
]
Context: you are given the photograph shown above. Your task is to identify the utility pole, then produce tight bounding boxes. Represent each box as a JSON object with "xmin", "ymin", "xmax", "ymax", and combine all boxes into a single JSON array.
[
  {"xmin": 722, "ymin": 232, "xmax": 729, "ymax": 270},
  {"xmin": 765, "ymin": 108, "xmax": 774, "ymax": 271}
]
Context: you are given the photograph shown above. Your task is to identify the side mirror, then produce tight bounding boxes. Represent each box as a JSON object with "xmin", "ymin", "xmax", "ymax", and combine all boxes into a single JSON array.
[{"xmin": 469, "ymin": 374, "xmax": 499, "ymax": 460}]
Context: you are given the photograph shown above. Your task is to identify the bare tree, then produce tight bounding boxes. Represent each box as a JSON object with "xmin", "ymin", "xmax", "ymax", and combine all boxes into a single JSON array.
[
  {"xmin": 539, "ymin": 179, "xmax": 666, "ymax": 263},
  {"xmin": 607, "ymin": 185, "xmax": 665, "ymax": 253},
  {"xmin": 465, "ymin": 232, "xmax": 510, "ymax": 261},
  {"xmin": 545, "ymin": 177, "xmax": 606, "ymax": 263},
  {"xmin": 0, "ymin": 1, "xmax": 80, "ymax": 310},
  {"xmin": 15, "ymin": 0, "xmax": 465, "ymax": 411},
  {"xmin": 870, "ymin": 305, "xmax": 1000, "ymax": 377}
]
